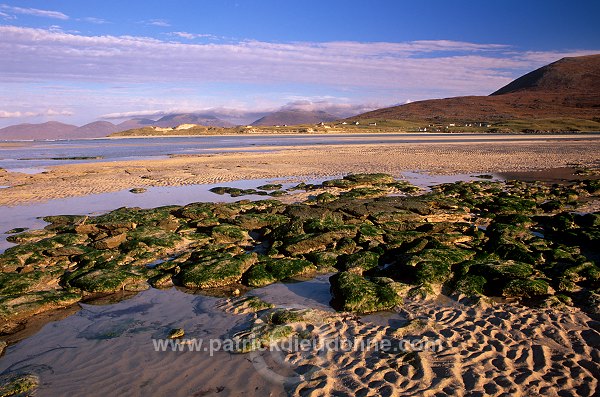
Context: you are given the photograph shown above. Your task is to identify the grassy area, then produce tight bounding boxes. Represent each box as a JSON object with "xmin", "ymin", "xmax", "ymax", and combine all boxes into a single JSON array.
[{"xmin": 109, "ymin": 117, "xmax": 600, "ymax": 137}]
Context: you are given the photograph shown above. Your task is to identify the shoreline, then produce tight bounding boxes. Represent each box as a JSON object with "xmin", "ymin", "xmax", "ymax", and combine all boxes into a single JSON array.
[
  {"xmin": 2, "ymin": 130, "xmax": 600, "ymax": 144},
  {"xmin": 1, "ymin": 171, "xmax": 599, "ymax": 396},
  {"xmin": 1, "ymin": 136, "xmax": 600, "ymax": 206}
]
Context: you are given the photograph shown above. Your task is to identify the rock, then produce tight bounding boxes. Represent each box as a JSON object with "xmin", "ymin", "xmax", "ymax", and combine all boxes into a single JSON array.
[
  {"xmin": 329, "ymin": 272, "xmax": 402, "ymax": 313},
  {"xmin": 502, "ymin": 279, "xmax": 550, "ymax": 298},
  {"xmin": 231, "ymin": 308, "xmax": 311, "ymax": 352},
  {"xmin": 0, "ymin": 373, "xmax": 39, "ymax": 396},
  {"xmin": 93, "ymin": 233, "xmax": 127, "ymax": 249},
  {"xmin": 340, "ymin": 187, "xmax": 388, "ymax": 199},
  {"xmin": 4, "ymin": 227, "xmax": 28, "ymax": 234},
  {"xmin": 148, "ymin": 272, "xmax": 175, "ymax": 288},
  {"xmin": 343, "ymin": 173, "xmax": 396, "ymax": 184},
  {"xmin": 211, "ymin": 225, "xmax": 249, "ymax": 244},
  {"xmin": 256, "ymin": 183, "xmax": 283, "ymax": 191},
  {"xmin": 69, "ymin": 269, "xmax": 147, "ymax": 293},
  {"xmin": 180, "ymin": 252, "xmax": 257, "ymax": 288},
  {"xmin": 44, "ymin": 246, "xmax": 86, "ymax": 257},
  {"xmin": 234, "ymin": 213, "xmax": 289, "ymax": 230},
  {"xmin": 0, "ymin": 290, "xmax": 81, "ymax": 323},
  {"xmin": 305, "ymin": 251, "xmax": 339, "ymax": 270},
  {"xmin": 5, "ymin": 229, "xmax": 56, "ymax": 244},
  {"xmin": 337, "ymin": 251, "xmax": 380, "ymax": 274},
  {"xmin": 168, "ymin": 328, "xmax": 185, "ymax": 339},
  {"xmin": 283, "ymin": 229, "xmax": 357, "ymax": 255},
  {"xmin": 157, "ymin": 217, "xmax": 180, "ymax": 232},
  {"xmin": 129, "ymin": 187, "xmax": 147, "ymax": 194},
  {"xmin": 0, "ymin": 341, "xmax": 6, "ymax": 356},
  {"xmin": 313, "ymin": 192, "xmax": 337, "ymax": 204},
  {"xmin": 475, "ymin": 260, "xmax": 534, "ymax": 279},
  {"xmin": 245, "ymin": 258, "xmax": 317, "ymax": 287},
  {"xmin": 98, "ymin": 222, "xmax": 137, "ymax": 232},
  {"xmin": 453, "ymin": 274, "xmax": 487, "ymax": 296},
  {"xmin": 74, "ymin": 224, "xmax": 101, "ymax": 234},
  {"xmin": 0, "ymin": 271, "xmax": 58, "ymax": 295}
]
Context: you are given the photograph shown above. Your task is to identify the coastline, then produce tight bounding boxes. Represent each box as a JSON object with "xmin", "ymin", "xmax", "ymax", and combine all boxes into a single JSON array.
[{"xmin": 1, "ymin": 135, "xmax": 599, "ymax": 206}]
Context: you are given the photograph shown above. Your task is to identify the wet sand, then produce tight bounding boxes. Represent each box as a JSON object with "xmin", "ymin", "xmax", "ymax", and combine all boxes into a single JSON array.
[
  {"xmin": 1, "ymin": 135, "xmax": 599, "ymax": 206},
  {"xmin": 2, "ymin": 279, "xmax": 597, "ymax": 396}
]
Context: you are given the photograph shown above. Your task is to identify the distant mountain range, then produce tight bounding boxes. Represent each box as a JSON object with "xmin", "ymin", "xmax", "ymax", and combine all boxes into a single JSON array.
[
  {"xmin": 251, "ymin": 110, "xmax": 338, "ymax": 126},
  {"xmin": 2, "ymin": 54, "xmax": 599, "ymax": 140},
  {"xmin": 0, "ymin": 113, "xmax": 235, "ymax": 140},
  {"xmin": 354, "ymin": 54, "xmax": 600, "ymax": 122}
]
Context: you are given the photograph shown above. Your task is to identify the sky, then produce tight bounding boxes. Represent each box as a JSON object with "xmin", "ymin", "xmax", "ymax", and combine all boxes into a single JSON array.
[{"xmin": 1, "ymin": 0, "xmax": 599, "ymax": 127}]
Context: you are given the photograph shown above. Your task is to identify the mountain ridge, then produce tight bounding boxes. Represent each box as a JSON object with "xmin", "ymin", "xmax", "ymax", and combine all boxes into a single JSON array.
[
  {"xmin": 353, "ymin": 54, "xmax": 600, "ymax": 123},
  {"xmin": 251, "ymin": 110, "xmax": 338, "ymax": 126}
]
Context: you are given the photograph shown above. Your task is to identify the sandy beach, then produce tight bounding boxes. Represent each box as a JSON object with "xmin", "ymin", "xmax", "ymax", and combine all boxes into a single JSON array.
[
  {"xmin": 1, "ymin": 134, "xmax": 599, "ymax": 396},
  {"xmin": 1, "ymin": 135, "xmax": 599, "ymax": 206}
]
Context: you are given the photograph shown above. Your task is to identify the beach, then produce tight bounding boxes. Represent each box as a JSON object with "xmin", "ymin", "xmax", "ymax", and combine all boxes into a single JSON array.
[
  {"xmin": 1, "ymin": 134, "xmax": 599, "ymax": 206},
  {"xmin": 0, "ymin": 134, "xmax": 599, "ymax": 396}
]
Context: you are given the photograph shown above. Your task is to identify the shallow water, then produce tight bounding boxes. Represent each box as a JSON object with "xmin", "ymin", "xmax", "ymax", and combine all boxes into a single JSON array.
[
  {"xmin": 0, "ymin": 177, "xmax": 312, "ymax": 252},
  {"xmin": 0, "ymin": 273, "xmax": 418, "ymax": 396},
  {"xmin": 0, "ymin": 171, "xmax": 499, "ymax": 253},
  {"xmin": 0, "ymin": 287, "xmax": 285, "ymax": 396},
  {"xmin": 249, "ymin": 273, "xmax": 335, "ymax": 312},
  {"xmin": 3, "ymin": 133, "xmax": 598, "ymax": 170}
]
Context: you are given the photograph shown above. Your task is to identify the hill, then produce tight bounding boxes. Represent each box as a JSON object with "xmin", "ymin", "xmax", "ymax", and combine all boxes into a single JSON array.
[
  {"xmin": 252, "ymin": 110, "xmax": 338, "ymax": 126},
  {"xmin": 75, "ymin": 121, "xmax": 120, "ymax": 137},
  {"xmin": 0, "ymin": 113, "xmax": 235, "ymax": 140},
  {"xmin": 153, "ymin": 113, "xmax": 234, "ymax": 128},
  {"xmin": 354, "ymin": 54, "xmax": 600, "ymax": 126},
  {"xmin": 0, "ymin": 121, "xmax": 78, "ymax": 140}
]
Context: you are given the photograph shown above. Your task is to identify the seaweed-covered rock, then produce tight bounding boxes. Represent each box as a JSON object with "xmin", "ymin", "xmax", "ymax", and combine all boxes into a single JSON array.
[
  {"xmin": 0, "ymin": 271, "xmax": 61, "ymax": 295},
  {"xmin": 340, "ymin": 187, "xmax": 387, "ymax": 199},
  {"xmin": 233, "ymin": 213, "xmax": 289, "ymax": 230},
  {"xmin": 337, "ymin": 251, "xmax": 380, "ymax": 274},
  {"xmin": 313, "ymin": 192, "xmax": 337, "ymax": 204},
  {"xmin": 283, "ymin": 228, "xmax": 357, "ymax": 255},
  {"xmin": 344, "ymin": 173, "xmax": 396, "ymax": 184},
  {"xmin": 304, "ymin": 251, "xmax": 339, "ymax": 270},
  {"xmin": 502, "ymin": 279, "xmax": 550, "ymax": 298},
  {"xmin": 475, "ymin": 260, "xmax": 534, "ymax": 279},
  {"xmin": 453, "ymin": 274, "xmax": 487, "ymax": 296},
  {"xmin": 211, "ymin": 225, "xmax": 249, "ymax": 244},
  {"xmin": 0, "ymin": 290, "xmax": 81, "ymax": 324},
  {"xmin": 180, "ymin": 252, "xmax": 257, "ymax": 288},
  {"xmin": 231, "ymin": 308, "xmax": 309, "ymax": 352},
  {"xmin": 256, "ymin": 183, "xmax": 283, "ymax": 191},
  {"xmin": 403, "ymin": 247, "xmax": 475, "ymax": 268},
  {"xmin": 329, "ymin": 272, "xmax": 402, "ymax": 313},
  {"xmin": 69, "ymin": 268, "xmax": 148, "ymax": 293},
  {"xmin": 245, "ymin": 257, "xmax": 317, "ymax": 287},
  {"xmin": 93, "ymin": 233, "xmax": 127, "ymax": 250},
  {"xmin": 0, "ymin": 373, "xmax": 39, "ymax": 397}
]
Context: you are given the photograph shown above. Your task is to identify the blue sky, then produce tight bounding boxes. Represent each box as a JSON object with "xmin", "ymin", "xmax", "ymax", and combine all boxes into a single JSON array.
[{"xmin": 1, "ymin": 0, "xmax": 599, "ymax": 127}]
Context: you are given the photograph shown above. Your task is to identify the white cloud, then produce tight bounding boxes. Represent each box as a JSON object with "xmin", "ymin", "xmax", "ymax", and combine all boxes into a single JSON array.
[
  {"xmin": 144, "ymin": 19, "xmax": 170, "ymax": 27},
  {"xmin": 0, "ymin": 25, "xmax": 560, "ymax": 96},
  {"xmin": 100, "ymin": 109, "xmax": 169, "ymax": 119},
  {"xmin": 82, "ymin": 17, "xmax": 108, "ymax": 24},
  {"xmin": 0, "ymin": 109, "xmax": 73, "ymax": 118},
  {"xmin": 280, "ymin": 100, "xmax": 378, "ymax": 117},
  {"xmin": 170, "ymin": 31, "xmax": 218, "ymax": 40},
  {"xmin": 0, "ymin": 4, "xmax": 68, "ymax": 20},
  {"xmin": 0, "ymin": 10, "xmax": 15, "ymax": 19},
  {"xmin": 0, "ymin": 25, "xmax": 598, "ymax": 127}
]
